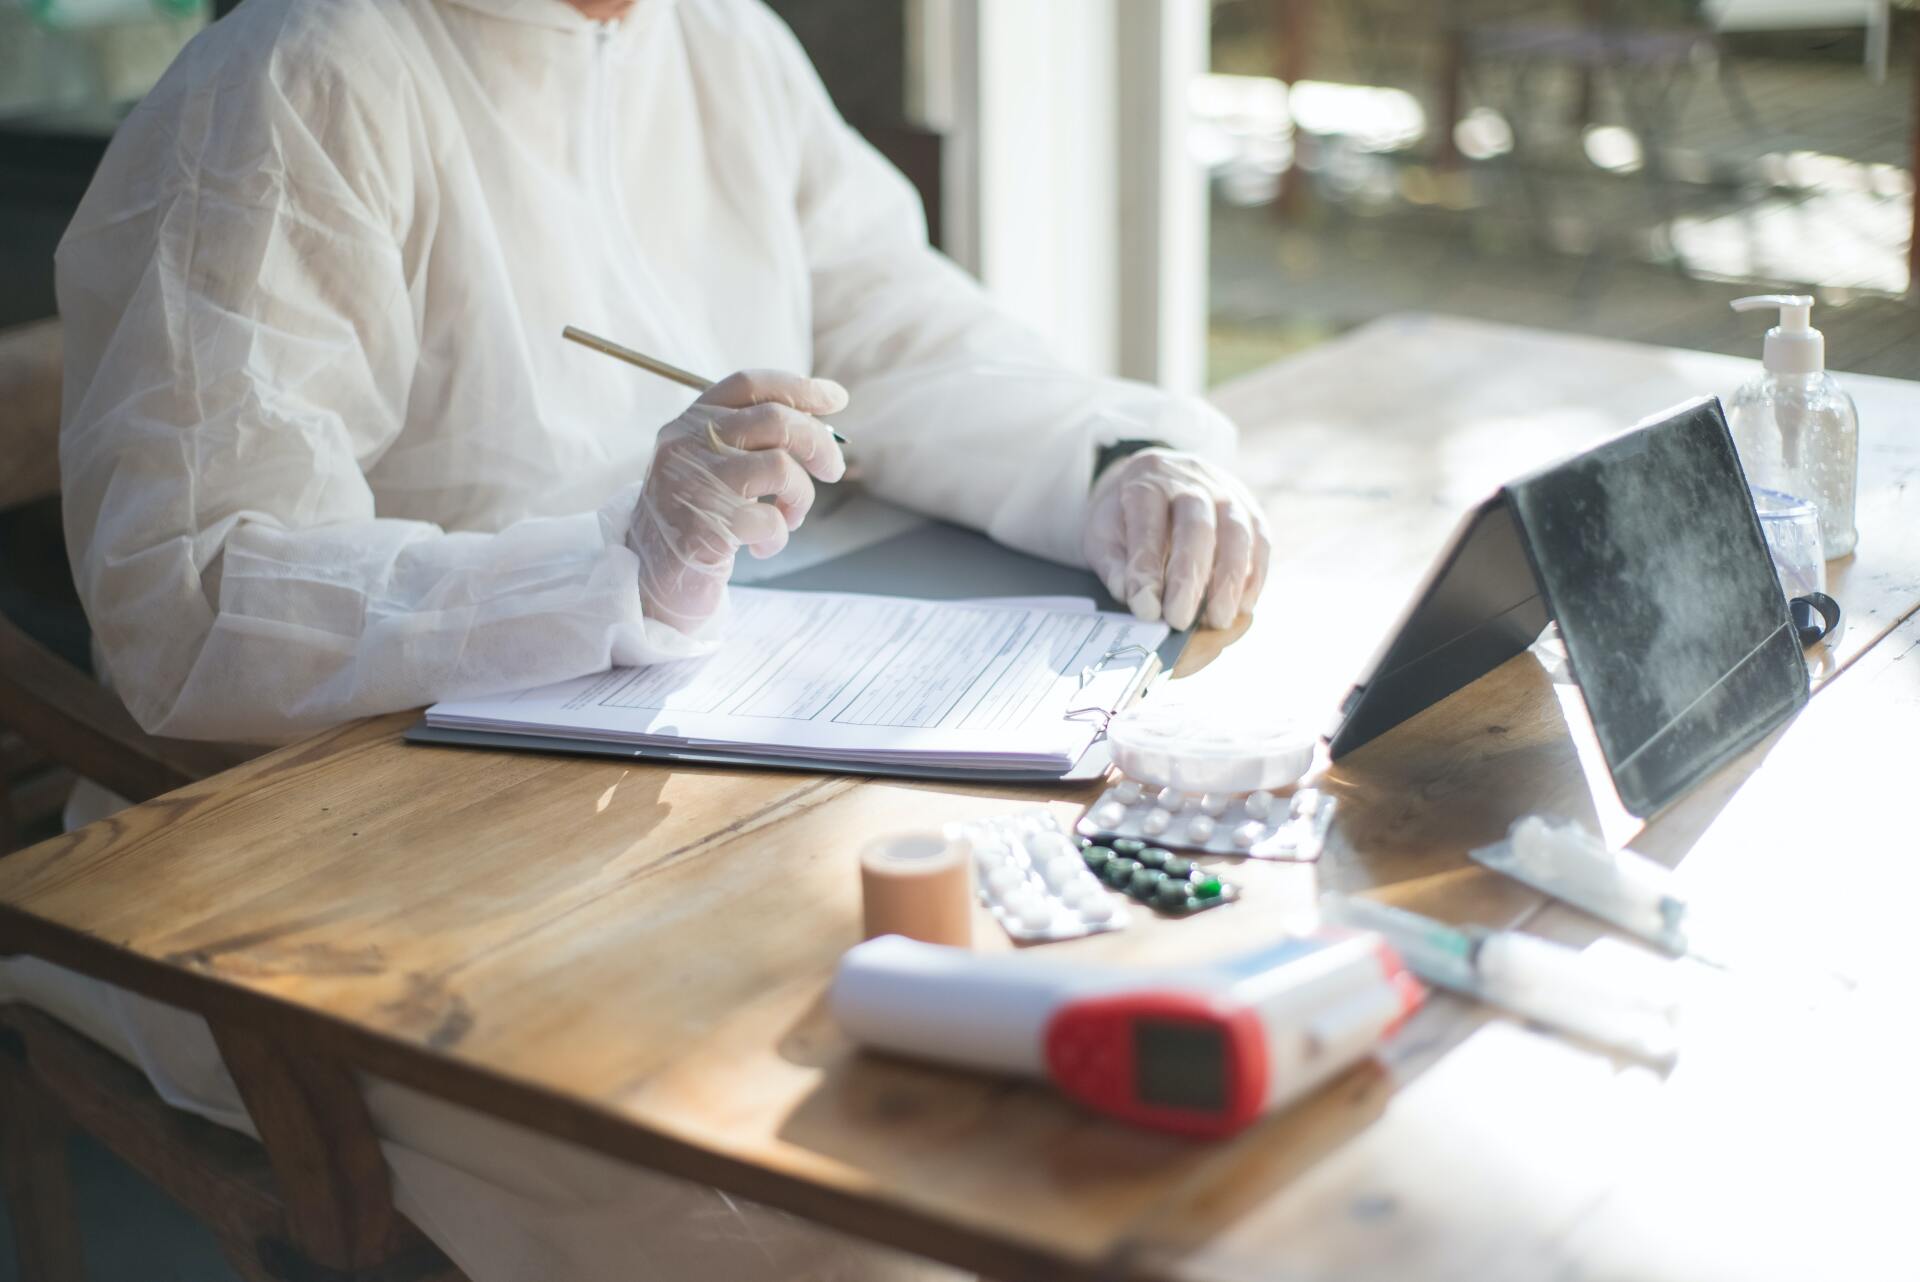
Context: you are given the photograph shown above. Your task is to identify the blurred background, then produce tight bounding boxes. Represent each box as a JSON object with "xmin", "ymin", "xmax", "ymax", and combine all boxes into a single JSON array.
[
  {"xmin": 1201, "ymin": 0, "xmax": 1917, "ymax": 383},
  {"xmin": 0, "ymin": 0, "xmax": 1914, "ymax": 372}
]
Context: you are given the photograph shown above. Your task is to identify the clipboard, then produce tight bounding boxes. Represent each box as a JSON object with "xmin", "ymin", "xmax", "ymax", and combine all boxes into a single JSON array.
[{"xmin": 404, "ymin": 487, "xmax": 1187, "ymax": 782}]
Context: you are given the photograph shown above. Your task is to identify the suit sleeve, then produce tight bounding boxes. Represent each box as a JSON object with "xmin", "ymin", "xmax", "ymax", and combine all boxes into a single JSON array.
[{"xmin": 769, "ymin": 14, "xmax": 1237, "ymax": 568}]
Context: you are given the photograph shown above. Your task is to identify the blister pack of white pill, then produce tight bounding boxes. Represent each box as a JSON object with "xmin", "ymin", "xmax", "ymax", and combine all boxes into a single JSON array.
[
  {"xmin": 949, "ymin": 810, "xmax": 1129, "ymax": 942},
  {"xmin": 1076, "ymin": 780, "xmax": 1338, "ymax": 861}
]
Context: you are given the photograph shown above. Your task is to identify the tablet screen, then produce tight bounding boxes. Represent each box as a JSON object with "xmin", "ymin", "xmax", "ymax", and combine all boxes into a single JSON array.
[{"xmin": 1504, "ymin": 399, "xmax": 1807, "ymax": 815}]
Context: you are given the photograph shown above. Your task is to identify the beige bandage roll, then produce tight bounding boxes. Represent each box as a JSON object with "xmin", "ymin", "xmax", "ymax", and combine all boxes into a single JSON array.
[{"xmin": 860, "ymin": 831, "xmax": 974, "ymax": 947}]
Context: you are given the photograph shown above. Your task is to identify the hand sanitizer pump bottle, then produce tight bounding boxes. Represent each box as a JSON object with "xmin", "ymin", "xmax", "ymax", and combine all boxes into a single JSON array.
[{"xmin": 1726, "ymin": 295, "xmax": 1859, "ymax": 557}]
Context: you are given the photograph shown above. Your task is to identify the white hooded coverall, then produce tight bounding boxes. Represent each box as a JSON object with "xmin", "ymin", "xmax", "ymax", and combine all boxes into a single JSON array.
[{"xmin": 9, "ymin": 0, "xmax": 1239, "ymax": 1277}]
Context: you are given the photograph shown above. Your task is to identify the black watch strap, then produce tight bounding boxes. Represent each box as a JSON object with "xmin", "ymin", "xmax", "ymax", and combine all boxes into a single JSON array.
[
  {"xmin": 1093, "ymin": 439, "xmax": 1170, "ymax": 485},
  {"xmin": 1789, "ymin": 591, "xmax": 1843, "ymax": 648}
]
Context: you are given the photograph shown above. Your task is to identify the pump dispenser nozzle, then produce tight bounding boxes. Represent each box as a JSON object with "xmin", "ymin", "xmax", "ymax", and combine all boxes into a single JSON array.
[{"xmin": 1730, "ymin": 294, "xmax": 1822, "ymax": 376}]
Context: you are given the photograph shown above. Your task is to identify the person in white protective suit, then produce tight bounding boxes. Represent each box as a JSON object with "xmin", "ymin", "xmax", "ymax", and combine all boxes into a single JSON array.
[{"xmin": 5, "ymin": 0, "xmax": 1275, "ymax": 1277}]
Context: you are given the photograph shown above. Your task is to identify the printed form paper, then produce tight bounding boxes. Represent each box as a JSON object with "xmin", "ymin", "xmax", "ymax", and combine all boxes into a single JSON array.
[{"xmin": 427, "ymin": 588, "xmax": 1169, "ymax": 769}]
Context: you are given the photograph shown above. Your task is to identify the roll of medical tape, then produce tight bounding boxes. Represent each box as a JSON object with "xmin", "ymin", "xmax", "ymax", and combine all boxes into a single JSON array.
[{"xmin": 860, "ymin": 832, "xmax": 974, "ymax": 947}]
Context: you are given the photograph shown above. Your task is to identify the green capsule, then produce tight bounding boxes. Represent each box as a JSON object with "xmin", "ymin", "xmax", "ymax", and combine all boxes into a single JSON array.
[
  {"xmin": 1193, "ymin": 877, "xmax": 1224, "ymax": 899},
  {"xmin": 1162, "ymin": 856, "xmax": 1192, "ymax": 879},
  {"xmin": 1137, "ymin": 846, "xmax": 1170, "ymax": 869},
  {"xmin": 1111, "ymin": 838, "xmax": 1146, "ymax": 856},
  {"xmin": 1103, "ymin": 857, "xmax": 1140, "ymax": 887},
  {"xmin": 1081, "ymin": 846, "xmax": 1110, "ymax": 871},
  {"xmin": 1153, "ymin": 881, "xmax": 1191, "ymax": 911},
  {"xmin": 1128, "ymin": 868, "xmax": 1167, "ymax": 898}
]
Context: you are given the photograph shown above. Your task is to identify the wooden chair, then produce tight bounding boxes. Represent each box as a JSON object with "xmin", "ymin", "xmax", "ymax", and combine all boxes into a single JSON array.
[{"xmin": 0, "ymin": 318, "xmax": 468, "ymax": 1282}]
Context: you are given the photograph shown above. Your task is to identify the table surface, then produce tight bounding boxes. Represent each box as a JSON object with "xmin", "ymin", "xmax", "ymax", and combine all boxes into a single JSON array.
[{"xmin": 5, "ymin": 314, "xmax": 1920, "ymax": 1282}]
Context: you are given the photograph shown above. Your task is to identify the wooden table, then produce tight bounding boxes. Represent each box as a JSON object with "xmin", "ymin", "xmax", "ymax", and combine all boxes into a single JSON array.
[{"xmin": 5, "ymin": 315, "xmax": 1919, "ymax": 1282}]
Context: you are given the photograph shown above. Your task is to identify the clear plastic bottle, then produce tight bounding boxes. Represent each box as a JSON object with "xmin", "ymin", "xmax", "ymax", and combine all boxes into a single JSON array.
[{"xmin": 1725, "ymin": 295, "xmax": 1859, "ymax": 558}]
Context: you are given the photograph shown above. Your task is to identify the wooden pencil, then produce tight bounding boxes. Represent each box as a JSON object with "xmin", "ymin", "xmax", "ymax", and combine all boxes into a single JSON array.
[{"xmin": 562, "ymin": 325, "xmax": 848, "ymax": 442}]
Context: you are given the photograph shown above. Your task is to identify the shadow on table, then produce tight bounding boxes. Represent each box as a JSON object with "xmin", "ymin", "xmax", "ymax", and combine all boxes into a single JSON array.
[
  {"xmin": 1316, "ymin": 650, "xmax": 1607, "ymax": 903},
  {"xmin": 767, "ymin": 983, "xmax": 1555, "ymax": 1267},
  {"xmin": 772, "ymin": 984, "xmax": 1395, "ymax": 1273},
  {"xmin": 1319, "ymin": 638, "xmax": 1797, "ymax": 896}
]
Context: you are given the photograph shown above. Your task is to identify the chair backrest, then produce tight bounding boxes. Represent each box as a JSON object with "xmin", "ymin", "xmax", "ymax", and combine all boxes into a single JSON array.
[
  {"xmin": 0, "ymin": 319, "xmax": 61, "ymax": 512},
  {"xmin": 0, "ymin": 318, "xmax": 250, "ymax": 811}
]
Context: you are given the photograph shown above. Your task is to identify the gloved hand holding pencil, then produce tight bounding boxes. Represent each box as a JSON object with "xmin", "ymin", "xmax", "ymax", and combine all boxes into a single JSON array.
[{"xmin": 627, "ymin": 370, "xmax": 848, "ymax": 635}]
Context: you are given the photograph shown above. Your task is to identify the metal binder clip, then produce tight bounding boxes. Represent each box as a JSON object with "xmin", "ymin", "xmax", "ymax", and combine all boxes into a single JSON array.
[{"xmin": 1064, "ymin": 643, "xmax": 1154, "ymax": 732}]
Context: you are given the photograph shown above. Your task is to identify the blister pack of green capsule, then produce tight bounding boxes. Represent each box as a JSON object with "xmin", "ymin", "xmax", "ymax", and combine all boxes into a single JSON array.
[{"xmin": 1076, "ymin": 835, "xmax": 1239, "ymax": 916}]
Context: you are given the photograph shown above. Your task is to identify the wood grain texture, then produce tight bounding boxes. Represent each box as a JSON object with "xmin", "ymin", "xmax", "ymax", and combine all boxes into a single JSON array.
[
  {"xmin": 1, "ymin": 317, "xmax": 1917, "ymax": 1280},
  {"xmin": 212, "ymin": 1022, "xmax": 402, "ymax": 1272},
  {"xmin": 0, "ymin": 1001, "xmax": 466, "ymax": 1282},
  {"xmin": 0, "ymin": 1001, "xmax": 283, "ymax": 1263},
  {"xmin": 0, "ymin": 611, "xmax": 254, "ymax": 807}
]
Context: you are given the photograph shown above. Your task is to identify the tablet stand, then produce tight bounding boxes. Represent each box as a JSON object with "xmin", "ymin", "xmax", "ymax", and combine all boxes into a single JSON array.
[{"xmin": 1328, "ymin": 397, "xmax": 1809, "ymax": 817}]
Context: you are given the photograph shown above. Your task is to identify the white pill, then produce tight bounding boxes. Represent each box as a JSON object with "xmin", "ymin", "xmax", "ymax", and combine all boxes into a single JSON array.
[
  {"xmin": 1142, "ymin": 808, "xmax": 1173, "ymax": 836},
  {"xmin": 1244, "ymin": 790, "xmax": 1276, "ymax": 819},
  {"xmin": 986, "ymin": 863, "xmax": 1026, "ymax": 894},
  {"xmin": 1233, "ymin": 821, "xmax": 1265, "ymax": 849},
  {"xmin": 1200, "ymin": 793, "xmax": 1231, "ymax": 816},
  {"xmin": 1186, "ymin": 814, "xmax": 1216, "ymax": 843},
  {"xmin": 1113, "ymin": 780, "xmax": 1144, "ymax": 805},
  {"xmin": 1093, "ymin": 802, "xmax": 1126, "ymax": 828},
  {"xmin": 1043, "ymin": 856, "xmax": 1084, "ymax": 887},
  {"xmin": 1152, "ymin": 786, "xmax": 1179, "ymax": 809},
  {"xmin": 1078, "ymin": 894, "xmax": 1115, "ymax": 923},
  {"xmin": 1014, "ymin": 899, "xmax": 1054, "ymax": 932}
]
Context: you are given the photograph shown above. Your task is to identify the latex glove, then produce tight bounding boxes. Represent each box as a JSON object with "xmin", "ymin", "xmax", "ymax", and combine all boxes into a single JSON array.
[
  {"xmin": 629, "ymin": 370, "xmax": 848, "ymax": 635},
  {"xmin": 1083, "ymin": 448, "xmax": 1271, "ymax": 631}
]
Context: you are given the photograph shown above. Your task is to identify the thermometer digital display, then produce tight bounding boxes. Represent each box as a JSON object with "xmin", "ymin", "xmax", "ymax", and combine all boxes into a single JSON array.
[{"xmin": 831, "ymin": 932, "xmax": 1422, "ymax": 1138}]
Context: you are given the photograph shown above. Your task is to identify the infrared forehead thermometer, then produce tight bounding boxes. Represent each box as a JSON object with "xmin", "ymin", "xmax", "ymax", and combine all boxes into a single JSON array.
[{"xmin": 831, "ymin": 932, "xmax": 1423, "ymax": 1139}]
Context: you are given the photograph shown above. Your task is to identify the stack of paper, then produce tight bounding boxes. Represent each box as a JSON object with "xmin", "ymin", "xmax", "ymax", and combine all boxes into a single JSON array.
[{"xmin": 425, "ymin": 588, "xmax": 1169, "ymax": 773}]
